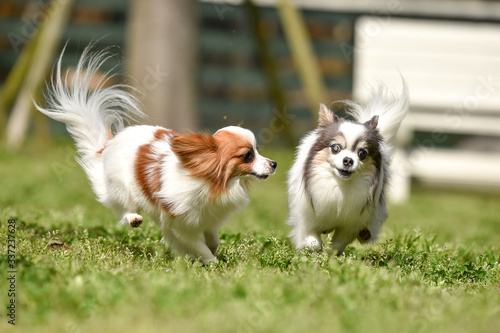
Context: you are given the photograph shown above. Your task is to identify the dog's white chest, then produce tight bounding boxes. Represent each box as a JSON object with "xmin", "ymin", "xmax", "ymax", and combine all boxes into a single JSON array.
[{"xmin": 309, "ymin": 174, "xmax": 372, "ymax": 230}]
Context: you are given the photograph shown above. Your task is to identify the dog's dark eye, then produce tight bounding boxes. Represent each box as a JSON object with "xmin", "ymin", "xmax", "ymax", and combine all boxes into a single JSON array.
[
  {"xmin": 243, "ymin": 150, "xmax": 254, "ymax": 163},
  {"xmin": 358, "ymin": 149, "xmax": 368, "ymax": 160},
  {"xmin": 331, "ymin": 143, "xmax": 341, "ymax": 154}
]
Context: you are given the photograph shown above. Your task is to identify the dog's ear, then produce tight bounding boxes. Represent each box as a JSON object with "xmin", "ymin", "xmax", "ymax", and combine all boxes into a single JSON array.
[
  {"xmin": 171, "ymin": 133, "xmax": 229, "ymax": 196},
  {"xmin": 171, "ymin": 133, "xmax": 218, "ymax": 171},
  {"xmin": 365, "ymin": 115, "xmax": 379, "ymax": 130},
  {"xmin": 318, "ymin": 104, "xmax": 338, "ymax": 127}
]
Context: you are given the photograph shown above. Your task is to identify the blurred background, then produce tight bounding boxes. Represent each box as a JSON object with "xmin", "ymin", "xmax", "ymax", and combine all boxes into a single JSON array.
[
  {"xmin": 1, "ymin": 4, "xmax": 499, "ymax": 332},
  {"xmin": 0, "ymin": 0, "xmax": 499, "ymax": 202}
]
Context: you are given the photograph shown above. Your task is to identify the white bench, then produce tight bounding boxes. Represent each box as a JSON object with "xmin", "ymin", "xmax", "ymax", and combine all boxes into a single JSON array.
[{"xmin": 353, "ymin": 16, "xmax": 500, "ymax": 203}]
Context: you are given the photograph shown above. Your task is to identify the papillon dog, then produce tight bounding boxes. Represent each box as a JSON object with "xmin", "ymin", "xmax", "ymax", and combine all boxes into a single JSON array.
[
  {"xmin": 287, "ymin": 85, "xmax": 408, "ymax": 255},
  {"xmin": 37, "ymin": 46, "xmax": 277, "ymax": 264}
]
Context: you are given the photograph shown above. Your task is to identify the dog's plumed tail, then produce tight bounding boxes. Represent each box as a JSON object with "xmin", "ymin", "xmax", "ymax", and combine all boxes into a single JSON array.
[
  {"xmin": 344, "ymin": 82, "xmax": 409, "ymax": 156},
  {"xmin": 36, "ymin": 45, "xmax": 145, "ymax": 202}
]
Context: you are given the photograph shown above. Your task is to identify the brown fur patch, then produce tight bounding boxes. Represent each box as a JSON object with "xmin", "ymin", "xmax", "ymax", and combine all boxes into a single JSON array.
[
  {"xmin": 214, "ymin": 130, "xmax": 254, "ymax": 177},
  {"xmin": 171, "ymin": 130, "xmax": 253, "ymax": 197},
  {"xmin": 311, "ymin": 149, "xmax": 328, "ymax": 169},
  {"xmin": 134, "ymin": 128, "xmax": 179, "ymax": 218}
]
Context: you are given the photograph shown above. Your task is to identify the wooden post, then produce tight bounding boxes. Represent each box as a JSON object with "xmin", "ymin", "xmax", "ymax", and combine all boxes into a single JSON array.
[
  {"xmin": 6, "ymin": 0, "xmax": 74, "ymax": 149},
  {"xmin": 0, "ymin": 18, "xmax": 40, "ymax": 141},
  {"xmin": 277, "ymin": 0, "xmax": 326, "ymax": 118},
  {"xmin": 126, "ymin": 0, "xmax": 198, "ymax": 132},
  {"xmin": 245, "ymin": 0, "xmax": 294, "ymax": 146}
]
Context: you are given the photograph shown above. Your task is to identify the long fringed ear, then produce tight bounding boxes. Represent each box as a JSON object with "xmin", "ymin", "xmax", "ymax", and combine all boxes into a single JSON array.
[
  {"xmin": 171, "ymin": 133, "xmax": 228, "ymax": 196},
  {"xmin": 318, "ymin": 103, "xmax": 338, "ymax": 127},
  {"xmin": 365, "ymin": 115, "xmax": 379, "ymax": 130},
  {"xmin": 171, "ymin": 133, "xmax": 218, "ymax": 171}
]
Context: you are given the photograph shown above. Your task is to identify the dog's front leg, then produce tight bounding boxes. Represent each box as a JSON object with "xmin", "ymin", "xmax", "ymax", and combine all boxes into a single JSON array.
[
  {"xmin": 203, "ymin": 229, "xmax": 219, "ymax": 256},
  {"xmin": 329, "ymin": 227, "xmax": 358, "ymax": 256},
  {"xmin": 163, "ymin": 228, "xmax": 218, "ymax": 265},
  {"xmin": 359, "ymin": 203, "xmax": 387, "ymax": 243},
  {"xmin": 290, "ymin": 221, "xmax": 322, "ymax": 251}
]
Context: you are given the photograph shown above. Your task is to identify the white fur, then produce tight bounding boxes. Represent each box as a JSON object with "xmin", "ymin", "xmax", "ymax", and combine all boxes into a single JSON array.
[
  {"xmin": 36, "ymin": 46, "xmax": 145, "ymax": 203},
  {"xmin": 287, "ymin": 84, "xmax": 409, "ymax": 255},
  {"xmin": 345, "ymin": 84, "xmax": 409, "ymax": 155},
  {"xmin": 37, "ymin": 46, "xmax": 276, "ymax": 264}
]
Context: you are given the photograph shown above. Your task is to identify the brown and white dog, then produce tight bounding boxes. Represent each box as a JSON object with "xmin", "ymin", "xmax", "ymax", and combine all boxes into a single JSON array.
[{"xmin": 37, "ymin": 46, "xmax": 277, "ymax": 264}]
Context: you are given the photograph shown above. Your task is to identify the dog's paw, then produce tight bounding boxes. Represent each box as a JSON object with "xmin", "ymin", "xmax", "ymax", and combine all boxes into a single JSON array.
[
  {"xmin": 303, "ymin": 235, "xmax": 322, "ymax": 251},
  {"xmin": 129, "ymin": 216, "xmax": 143, "ymax": 228},
  {"xmin": 358, "ymin": 227, "xmax": 371, "ymax": 241},
  {"xmin": 201, "ymin": 256, "xmax": 219, "ymax": 266},
  {"xmin": 120, "ymin": 213, "xmax": 143, "ymax": 228}
]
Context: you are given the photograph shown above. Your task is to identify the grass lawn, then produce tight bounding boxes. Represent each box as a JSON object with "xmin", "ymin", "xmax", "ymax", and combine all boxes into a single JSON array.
[{"xmin": 1, "ymin": 141, "xmax": 499, "ymax": 333}]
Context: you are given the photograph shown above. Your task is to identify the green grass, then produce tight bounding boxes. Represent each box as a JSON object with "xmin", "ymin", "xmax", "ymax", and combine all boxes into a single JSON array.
[{"xmin": 1, "ymin": 142, "xmax": 499, "ymax": 333}]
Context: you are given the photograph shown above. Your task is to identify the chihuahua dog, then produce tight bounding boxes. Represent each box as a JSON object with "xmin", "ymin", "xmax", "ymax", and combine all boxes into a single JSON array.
[{"xmin": 287, "ymin": 85, "xmax": 408, "ymax": 255}]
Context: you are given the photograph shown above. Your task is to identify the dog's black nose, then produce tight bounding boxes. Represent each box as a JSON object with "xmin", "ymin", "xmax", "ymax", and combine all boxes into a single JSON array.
[
  {"xmin": 343, "ymin": 157, "xmax": 353, "ymax": 167},
  {"xmin": 270, "ymin": 160, "xmax": 277, "ymax": 170}
]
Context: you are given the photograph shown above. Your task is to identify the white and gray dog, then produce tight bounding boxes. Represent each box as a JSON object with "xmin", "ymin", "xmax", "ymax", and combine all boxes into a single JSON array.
[{"xmin": 287, "ymin": 85, "xmax": 409, "ymax": 255}]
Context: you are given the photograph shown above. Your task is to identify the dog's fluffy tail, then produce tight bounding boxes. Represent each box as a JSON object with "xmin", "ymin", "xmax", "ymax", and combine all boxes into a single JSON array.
[
  {"xmin": 345, "ymin": 82, "xmax": 409, "ymax": 156},
  {"xmin": 36, "ymin": 45, "xmax": 145, "ymax": 203}
]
